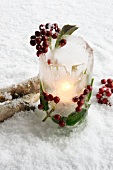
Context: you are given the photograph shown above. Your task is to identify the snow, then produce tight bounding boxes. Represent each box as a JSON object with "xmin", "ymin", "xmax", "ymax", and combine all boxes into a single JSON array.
[
  {"xmin": 0, "ymin": 0, "xmax": 113, "ymax": 169},
  {"xmin": 4, "ymin": 92, "xmax": 12, "ymax": 100}
]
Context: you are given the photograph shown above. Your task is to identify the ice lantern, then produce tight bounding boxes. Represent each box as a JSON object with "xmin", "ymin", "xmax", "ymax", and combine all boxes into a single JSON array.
[{"xmin": 39, "ymin": 36, "xmax": 94, "ymax": 126}]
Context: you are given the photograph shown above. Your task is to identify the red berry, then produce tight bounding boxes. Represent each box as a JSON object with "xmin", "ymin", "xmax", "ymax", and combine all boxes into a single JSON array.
[
  {"xmin": 47, "ymin": 59, "xmax": 51, "ymax": 65},
  {"xmin": 48, "ymin": 94, "xmax": 53, "ymax": 101},
  {"xmin": 87, "ymin": 85, "xmax": 92, "ymax": 91},
  {"xmin": 59, "ymin": 120, "xmax": 65, "ymax": 127},
  {"xmin": 42, "ymin": 35, "xmax": 48, "ymax": 41},
  {"xmin": 106, "ymin": 90, "xmax": 112, "ymax": 97},
  {"xmin": 111, "ymin": 88, "xmax": 113, "ymax": 93},
  {"xmin": 107, "ymin": 78, "xmax": 112, "ymax": 84},
  {"xmin": 30, "ymin": 40, "xmax": 36, "ymax": 46},
  {"xmin": 45, "ymin": 23, "xmax": 50, "ymax": 29},
  {"xmin": 36, "ymin": 44, "xmax": 42, "ymax": 50},
  {"xmin": 105, "ymin": 84, "xmax": 110, "ymax": 87},
  {"xmin": 36, "ymin": 38, "xmax": 42, "ymax": 44},
  {"xmin": 35, "ymin": 31, "xmax": 41, "ymax": 37},
  {"xmin": 44, "ymin": 95, "xmax": 49, "ymax": 101},
  {"xmin": 102, "ymin": 86, "xmax": 107, "ymax": 91},
  {"xmin": 98, "ymin": 99, "xmax": 103, "ymax": 104},
  {"xmin": 83, "ymin": 89, "xmax": 89, "ymax": 95},
  {"xmin": 102, "ymin": 98, "xmax": 108, "ymax": 104},
  {"xmin": 77, "ymin": 100, "xmax": 84, "ymax": 107},
  {"xmin": 76, "ymin": 106, "xmax": 82, "ymax": 112},
  {"xmin": 36, "ymin": 51, "xmax": 42, "ymax": 57},
  {"xmin": 43, "ymin": 41, "xmax": 49, "ymax": 47},
  {"xmin": 96, "ymin": 93, "xmax": 102, "ymax": 99},
  {"xmin": 46, "ymin": 31, "xmax": 52, "ymax": 37},
  {"xmin": 52, "ymin": 33, "xmax": 58, "ymax": 39},
  {"xmin": 53, "ymin": 23, "xmax": 58, "ymax": 28},
  {"xmin": 109, "ymin": 83, "xmax": 113, "ymax": 88},
  {"xmin": 72, "ymin": 96, "xmax": 78, "ymax": 102},
  {"xmin": 41, "ymin": 29, "xmax": 46, "ymax": 35},
  {"xmin": 54, "ymin": 96, "xmax": 60, "ymax": 104},
  {"xmin": 38, "ymin": 104, "xmax": 44, "ymax": 110},
  {"xmin": 43, "ymin": 47, "xmax": 48, "ymax": 53},
  {"xmin": 54, "ymin": 114, "xmax": 61, "ymax": 121},
  {"xmin": 55, "ymin": 27, "xmax": 60, "ymax": 33},
  {"xmin": 101, "ymin": 79, "xmax": 106, "ymax": 84},
  {"xmin": 39, "ymin": 24, "xmax": 45, "ymax": 30},
  {"xmin": 30, "ymin": 35, "xmax": 36, "ymax": 39},
  {"xmin": 43, "ymin": 92, "xmax": 48, "ymax": 96},
  {"xmin": 79, "ymin": 94, "xmax": 85, "ymax": 100},
  {"xmin": 99, "ymin": 88, "xmax": 105, "ymax": 94},
  {"xmin": 59, "ymin": 39, "xmax": 67, "ymax": 47}
]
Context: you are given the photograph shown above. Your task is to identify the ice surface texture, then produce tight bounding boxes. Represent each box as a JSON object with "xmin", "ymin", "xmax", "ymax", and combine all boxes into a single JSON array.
[{"xmin": 39, "ymin": 36, "xmax": 93, "ymax": 103}]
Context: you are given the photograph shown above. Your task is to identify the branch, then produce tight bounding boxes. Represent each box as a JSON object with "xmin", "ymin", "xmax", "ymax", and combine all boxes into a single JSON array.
[
  {"xmin": 0, "ymin": 93, "xmax": 39, "ymax": 122},
  {"xmin": 0, "ymin": 75, "xmax": 40, "ymax": 102}
]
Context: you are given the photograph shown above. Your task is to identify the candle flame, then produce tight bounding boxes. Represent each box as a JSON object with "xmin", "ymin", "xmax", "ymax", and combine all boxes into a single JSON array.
[
  {"xmin": 61, "ymin": 82, "xmax": 73, "ymax": 91},
  {"xmin": 54, "ymin": 81, "xmax": 74, "ymax": 103}
]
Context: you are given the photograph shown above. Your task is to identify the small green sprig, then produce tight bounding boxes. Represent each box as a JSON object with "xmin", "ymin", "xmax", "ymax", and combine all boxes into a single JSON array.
[{"xmin": 55, "ymin": 24, "xmax": 79, "ymax": 48}]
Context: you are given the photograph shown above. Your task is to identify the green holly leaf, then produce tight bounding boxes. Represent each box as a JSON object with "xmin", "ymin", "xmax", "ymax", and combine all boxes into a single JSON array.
[
  {"xmin": 66, "ymin": 108, "xmax": 87, "ymax": 126},
  {"xmin": 55, "ymin": 24, "xmax": 79, "ymax": 48},
  {"xmin": 40, "ymin": 82, "xmax": 49, "ymax": 111},
  {"xmin": 61, "ymin": 116, "xmax": 68, "ymax": 122}
]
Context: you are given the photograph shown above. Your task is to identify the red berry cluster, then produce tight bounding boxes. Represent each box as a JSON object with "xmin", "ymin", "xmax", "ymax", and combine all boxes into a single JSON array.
[
  {"xmin": 96, "ymin": 78, "xmax": 113, "ymax": 105},
  {"xmin": 38, "ymin": 92, "xmax": 60, "ymax": 110},
  {"xmin": 30, "ymin": 23, "xmax": 67, "ymax": 57},
  {"xmin": 54, "ymin": 114, "xmax": 65, "ymax": 127},
  {"xmin": 72, "ymin": 85, "xmax": 92, "ymax": 112}
]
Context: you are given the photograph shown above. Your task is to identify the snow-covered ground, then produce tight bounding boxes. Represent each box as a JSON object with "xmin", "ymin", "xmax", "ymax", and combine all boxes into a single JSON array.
[{"xmin": 0, "ymin": 0, "xmax": 113, "ymax": 169}]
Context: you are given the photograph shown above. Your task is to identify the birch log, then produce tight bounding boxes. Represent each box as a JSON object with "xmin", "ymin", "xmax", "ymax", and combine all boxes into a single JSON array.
[
  {"xmin": 0, "ymin": 93, "xmax": 40, "ymax": 122},
  {"xmin": 0, "ymin": 76, "xmax": 40, "ymax": 102}
]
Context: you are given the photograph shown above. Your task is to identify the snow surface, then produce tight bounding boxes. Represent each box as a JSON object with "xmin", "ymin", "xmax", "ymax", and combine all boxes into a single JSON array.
[{"xmin": 0, "ymin": 0, "xmax": 113, "ymax": 169}]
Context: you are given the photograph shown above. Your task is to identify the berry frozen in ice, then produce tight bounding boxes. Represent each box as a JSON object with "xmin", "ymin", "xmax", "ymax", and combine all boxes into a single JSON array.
[
  {"xmin": 54, "ymin": 96, "xmax": 60, "ymax": 104},
  {"xmin": 59, "ymin": 120, "xmax": 65, "ymax": 127},
  {"xmin": 54, "ymin": 114, "xmax": 61, "ymax": 121}
]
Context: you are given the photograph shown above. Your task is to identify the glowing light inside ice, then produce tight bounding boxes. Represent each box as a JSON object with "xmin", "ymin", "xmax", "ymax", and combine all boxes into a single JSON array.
[{"xmin": 61, "ymin": 81, "xmax": 73, "ymax": 91}]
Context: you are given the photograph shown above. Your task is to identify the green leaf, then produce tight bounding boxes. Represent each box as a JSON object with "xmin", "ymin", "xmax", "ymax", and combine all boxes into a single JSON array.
[
  {"xmin": 61, "ymin": 116, "xmax": 68, "ymax": 122},
  {"xmin": 90, "ymin": 78, "xmax": 94, "ymax": 86},
  {"xmin": 55, "ymin": 24, "xmax": 79, "ymax": 48},
  {"xmin": 87, "ymin": 78, "xmax": 94, "ymax": 102},
  {"xmin": 66, "ymin": 109, "xmax": 87, "ymax": 126},
  {"xmin": 87, "ymin": 104, "xmax": 91, "ymax": 109},
  {"xmin": 84, "ymin": 69, "xmax": 87, "ymax": 74},
  {"xmin": 40, "ymin": 82, "xmax": 49, "ymax": 111},
  {"xmin": 78, "ymin": 110, "xmax": 88, "ymax": 125},
  {"xmin": 61, "ymin": 25, "xmax": 79, "ymax": 35}
]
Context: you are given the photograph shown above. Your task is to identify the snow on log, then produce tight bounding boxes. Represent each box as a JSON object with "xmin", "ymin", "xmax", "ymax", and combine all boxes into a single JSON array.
[
  {"xmin": 0, "ymin": 93, "xmax": 39, "ymax": 122},
  {"xmin": 0, "ymin": 76, "xmax": 40, "ymax": 102}
]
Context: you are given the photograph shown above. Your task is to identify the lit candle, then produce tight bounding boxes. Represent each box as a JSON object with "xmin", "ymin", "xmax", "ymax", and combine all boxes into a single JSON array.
[{"xmin": 53, "ymin": 80, "xmax": 75, "ymax": 103}]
